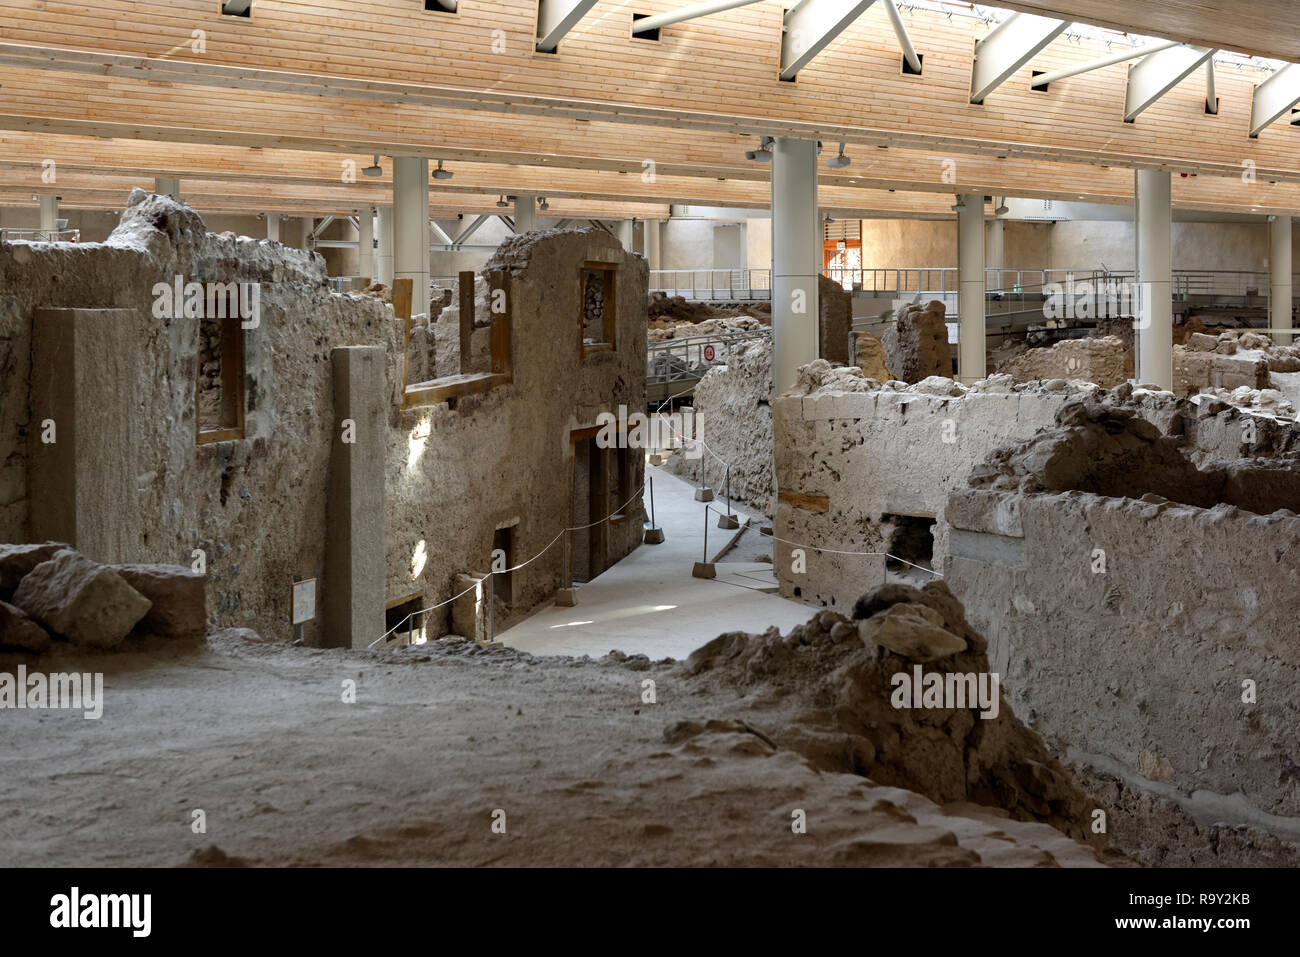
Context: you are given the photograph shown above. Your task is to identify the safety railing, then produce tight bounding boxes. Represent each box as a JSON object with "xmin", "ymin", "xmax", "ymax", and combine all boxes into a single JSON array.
[
  {"xmin": 649, "ymin": 268, "xmax": 772, "ymax": 301},
  {"xmin": 0, "ymin": 227, "xmax": 81, "ymax": 243},
  {"xmin": 647, "ymin": 327, "xmax": 771, "ymax": 391}
]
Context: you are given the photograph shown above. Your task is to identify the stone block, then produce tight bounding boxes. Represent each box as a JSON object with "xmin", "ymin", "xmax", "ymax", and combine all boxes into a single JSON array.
[
  {"xmin": 0, "ymin": 600, "xmax": 51, "ymax": 652},
  {"xmin": 13, "ymin": 549, "xmax": 151, "ymax": 649},
  {"xmin": 110, "ymin": 564, "xmax": 207, "ymax": 641},
  {"xmin": 0, "ymin": 541, "xmax": 73, "ymax": 597}
]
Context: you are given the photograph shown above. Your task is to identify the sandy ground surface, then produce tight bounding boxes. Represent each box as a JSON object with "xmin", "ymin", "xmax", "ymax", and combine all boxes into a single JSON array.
[{"xmin": 0, "ymin": 627, "xmax": 1105, "ymax": 868}]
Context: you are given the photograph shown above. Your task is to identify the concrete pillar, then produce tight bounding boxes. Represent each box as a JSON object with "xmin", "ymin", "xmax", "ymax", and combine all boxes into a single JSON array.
[
  {"xmin": 393, "ymin": 157, "xmax": 430, "ymax": 319},
  {"xmin": 1135, "ymin": 169, "xmax": 1173, "ymax": 390},
  {"xmin": 513, "ymin": 195, "xmax": 537, "ymax": 233},
  {"xmin": 738, "ymin": 221, "xmax": 750, "ymax": 273},
  {"xmin": 615, "ymin": 219, "xmax": 634, "ymax": 252},
  {"xmin": 1271, "ymin": 214, "xmax": 1293, "ymax": 346},
  {"xmin": 265, "ymin": 213, "xmax": 281, "ymax": 243},
  {"xmin": 29, "ymin": 308, "xmax": 137, "ymax": 560},
  {"xmin": 376, "ymin": 206, "xmax": 394, "ymax": 286},
  {"xmin": 38, "ymin": 195, "xmax": 58, "ymax": 233},
  {"xmin": 646, "ymin": 219, "xmax": 662, "ymax": 272},
  {"xmin": 985, "ymin": 218, "xmax": 1005, "ymax": 289},
  {"xmin": 770, "ymin": 137, "xmax": 820, "ymax": 394},
  {"xmin": 957, "ymin": 194, "xmax": 986, "ymax": 384},
  {"xmin": 325, "ymin": 346, "xmax": 387, "ymax": 649},
  {"xmin": 155, "ymin": 177, "xmax": 181, "ymax": 200},
  {"xmin": 358, "ymin": 208, "xmax": 375, "ymax": 281}
]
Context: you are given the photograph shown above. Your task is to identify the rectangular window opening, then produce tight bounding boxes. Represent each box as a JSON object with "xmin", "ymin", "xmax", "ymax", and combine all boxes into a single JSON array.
[
  {"xmin": 580, "ymin": 262, "xmax": 618, "ymax": 357},
  {"xmin": 196, "ymin": 302, "xmax": 246, "ymax": 444}
]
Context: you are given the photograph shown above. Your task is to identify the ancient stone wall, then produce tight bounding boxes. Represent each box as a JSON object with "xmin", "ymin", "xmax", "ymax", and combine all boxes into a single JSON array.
[
  {"xmin": 943, "ymin": 486, "xmax": 1300, "ymax": 841},
  {"xmin": 0, "ymin": 196, "xmax": 646, "ymax": 646},
  {"xmin": 772, "ymin": 374, "xmax": 1085, "ymax": 610},
  {"xmin": 999, "ymin": 336, "xmax": 1132, "ymax": 388},
  {"xmin": 881, "ymin": 300, "xmax": 950, "ymax": 382},
  {"xmin": 664, "ymin": 338, "xmax": 774, "ymax": 512}
]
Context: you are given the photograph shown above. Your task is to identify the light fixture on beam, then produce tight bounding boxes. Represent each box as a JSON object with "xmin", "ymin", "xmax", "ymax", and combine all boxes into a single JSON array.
[
  {"xmin": 826, "ymin": 142, "xmax": 851, "ymax": 169},
  {"xmin": 745, "ymin": 136, "xmax": 774, "ymax": 162},
  {"xmin": 362, "ymin": 155, "xmax": 383, "ymax": 177},
  {"xmin": 496, "ymin": 195, "xmax": 510, "ymax": 208},
  {"xmin": 431, "ymin": 160, "xmax": 454, "ymax": 180},
  {"xmin": 539, "ymin": 197, "xmax": 551, "ymax": 211}
]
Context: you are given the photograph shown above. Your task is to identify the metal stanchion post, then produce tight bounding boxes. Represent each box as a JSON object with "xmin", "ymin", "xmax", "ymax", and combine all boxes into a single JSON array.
[
  {"xmin": 486, "ymin": 572, "xmax": 495, "ymax": 645},
  {"xmin": 693, "ymin": 505, "xmax": 715, "ymax": 578},
  {"xmin": 556, "ymin": 528, "xmax": 578, "ymax": 606},
  {"xmin": 718, "ymin": 463, "xmax": 738, "ymax": 529},
  {"xmin": 644, "ymin": 474, "xmax": 665, "ymax": 544}
]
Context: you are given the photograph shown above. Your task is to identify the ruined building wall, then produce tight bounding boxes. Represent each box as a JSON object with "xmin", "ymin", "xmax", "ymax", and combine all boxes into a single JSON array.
[
  {"xmin": 387, "ymin": 228, "xmax": 647, "ymax": 635},
  {"xmin": 773, "ymin": 376, "xmax": 1084, "ymax": 609},
  {"xmin": 944, "ymin": 487, "xmax": 1300, "ymax": 835},
  {"xmin": 0, "ymin": 197, "xmax": 645, "ymax": 645}
]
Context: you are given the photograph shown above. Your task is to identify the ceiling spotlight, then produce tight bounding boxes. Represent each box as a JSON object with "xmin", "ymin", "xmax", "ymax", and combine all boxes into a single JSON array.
[
  {"xmin": 362, "ymin": 154, "xmax": 383, "ymax": 177},
  {"xmin": 496, "ymin": 194, "xmax": 510, "ymax": 208},
  {"xmin": 431, "ymin": 159, "xmax": 454, "ymax": 180},
  {"xmin": 826, "ymin": 142, "xmax": 850, "ymax": 169},
  {"xmin": 995, "ymin": 202, "xmax": 1009, "ymax": 215},
  {"xmin": 538, "ymin": 197, "xmax": 550, "ymax": 211},
  {"xmin": 745, "ymin": 135, "xmax": 774, "ymax": 163}
]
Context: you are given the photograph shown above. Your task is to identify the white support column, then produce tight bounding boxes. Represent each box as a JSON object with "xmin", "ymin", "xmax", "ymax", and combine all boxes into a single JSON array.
[
  {"xmin": 358, "ymin": 208, "xmax": 375, "ymax": 281},
  {"xmin": 155, "ymin": 177, "xmax": 181, "ymax": 200},
  {"xmin": 38, "ymin": 195, "xmax": 58, "ymax": 233},
  {"xmin": 985, "ymin": 217, "xmax": 1005, "ymax": 289},
  {"xmin": 1135, "ymin": 169, "xmax": 1173, "ymax": 390},
  {"xmin": 738, "ymin": 220, "xmax": 750, "ymax": 272},
  {"xmin": 615, "ymin": 219, "xmax": 634, "ymax": 252},
  {"xmin": 513, "ymin": 195, "xmax": 538, "ymax": 233},
  {"xmin": 265, "ymin": 213, "xmax": 281, "ymax": 243},
  {"xmin": 1271, "ymin": 215, "xmax": 1293, "ymax": 346},
  {"xmin": 376, "ymin": 206, "xmax": 394, "ymax": 286},
  {"xmin": 770, "ymin": 137, "xmax": 820, "ymax": 394},
  {"xmin": 957, "ymin": 194, "xmax": 986, "ymax": 384},
  {"xmin": 647, "ymin": 219, "xmax": 662, "ymax": 271},
  {"xmin": 392, "ymin": 158, "xmax": 430, "ymax": 317}
]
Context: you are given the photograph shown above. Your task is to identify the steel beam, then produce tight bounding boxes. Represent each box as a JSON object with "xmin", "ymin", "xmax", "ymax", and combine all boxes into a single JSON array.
[
  {"xmin": 1123, "ymin": 44, "xmax": 1215, "ymax": 123},
  {"xmin": 779, "ymin": 0, "xmax": 877, "ymax": 82},
  {"xmin": 536, "ymin": 0, "xmax": 600, "ymax": 54},
  {"xmin": 971, "ymin": 12, "xmax": 1068, "ymax": 104},
  {"xmin": 633, "ymin": 0, "xmax": 765, "ymax": 34},
  {"xmin": 1250, "ymin": 63, "xmax": 1300, "ymax": 137},
  {"xmin": 452, "ymin": 213, "xmax": 489, "ymax": 247},
  {"xmin": 882, "ymin": 0, "xmax": 921, "ymax": 74},
  {"xmin": 1030, "ymin": 38, "xmax": 1178, "ymax": 88}
]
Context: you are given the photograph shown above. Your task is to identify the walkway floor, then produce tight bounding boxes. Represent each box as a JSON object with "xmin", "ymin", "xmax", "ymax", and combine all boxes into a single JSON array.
[{"xmin": 498, "ymin": 465, "xmax": 813, "ymax": 660}]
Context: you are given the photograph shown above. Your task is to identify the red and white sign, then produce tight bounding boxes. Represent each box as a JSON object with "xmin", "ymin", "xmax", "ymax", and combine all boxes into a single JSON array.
[{"xmin": 703, "ymin": 344, "xmax": 716, "ymax": 362}]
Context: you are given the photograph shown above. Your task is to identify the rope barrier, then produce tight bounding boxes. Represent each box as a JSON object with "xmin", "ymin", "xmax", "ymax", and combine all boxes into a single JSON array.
[{"xmin": 370, "ymin": 481, "xmax": 648, "ymax": 649}]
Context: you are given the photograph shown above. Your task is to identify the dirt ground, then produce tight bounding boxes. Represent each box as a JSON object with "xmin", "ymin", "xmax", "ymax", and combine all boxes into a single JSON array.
[{"xmin": 0, "ymin": 626, "xmax": 1105, "ymax": 867}]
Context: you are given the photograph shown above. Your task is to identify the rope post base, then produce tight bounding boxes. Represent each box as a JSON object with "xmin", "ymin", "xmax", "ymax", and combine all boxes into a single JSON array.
[
  {"xmin": 554, "ymin": 587, "xmax": 578, "ymax": 607},
  {"xmin": 716, "ymin": 513, "xmax": 739, "ymax": 530},
  {"xmin": 693, "ymin": 487, "xmax": 715, "ymax": 502},
  {"xmin": 692, "ymin": 561, "xmax": 716, "ymax": 579},
  {"xmin": 643, "ymin": 527, "xmax": 665, "ymax": 544}
]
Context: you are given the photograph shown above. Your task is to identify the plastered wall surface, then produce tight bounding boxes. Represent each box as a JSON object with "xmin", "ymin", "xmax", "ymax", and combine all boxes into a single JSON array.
[
  {"xmin": 944, "ymin": 487, "xmax": 1300, "ymax": 827},
  {"xmin": 773, "ymin": 382, "xmax": 1080, "ymax": 609}
]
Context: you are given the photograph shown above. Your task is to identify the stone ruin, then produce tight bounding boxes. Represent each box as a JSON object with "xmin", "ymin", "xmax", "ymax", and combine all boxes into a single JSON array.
[
  {"xmin": 998, "ymin": 335, "xmax": 1132, "ymax": 389},
  {"xmin": 0, "ymin": 193, "xmax": 646, "ymax": 648},
  {"xmin": 0, "ymin": 542, "xmax": 204, "ymax": 653},
  {"xmin": 880, "ymin": 300, "xmax": 951, "ymax": 382}
]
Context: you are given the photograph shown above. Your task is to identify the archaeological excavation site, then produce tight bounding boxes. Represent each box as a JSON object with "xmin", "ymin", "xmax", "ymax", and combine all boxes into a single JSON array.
[{"xmin": 1, "ymin": 0, "xmax": 1298, "ymax": 934}]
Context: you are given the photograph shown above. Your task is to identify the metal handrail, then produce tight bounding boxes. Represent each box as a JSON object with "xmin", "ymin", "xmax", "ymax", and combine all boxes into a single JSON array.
[{"xmin": 0, "ymin": 227, "xmax": 81, "ymax": 243}]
